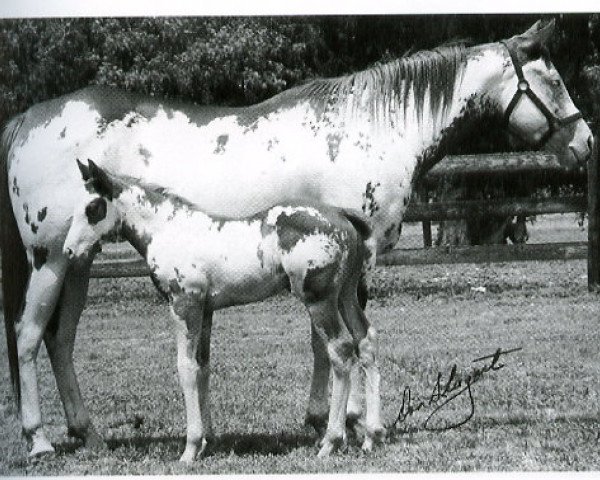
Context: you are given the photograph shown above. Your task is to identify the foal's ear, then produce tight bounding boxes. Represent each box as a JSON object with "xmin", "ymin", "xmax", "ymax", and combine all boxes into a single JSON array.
[
  {"xmin": 86, "ymin": 159, "xmax": 116, "ymax": 200},
  {"xmin": 77, "ymin": 158, "xmax": 91, "ymax": 181}
]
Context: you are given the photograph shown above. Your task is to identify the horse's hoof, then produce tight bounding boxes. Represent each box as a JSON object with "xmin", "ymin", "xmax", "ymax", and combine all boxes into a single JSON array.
[
  {"xmin": 84, "ymin": 430, "xmax": 107, "ymax": 451},
  {"xmin": 305, "ymin": 413, "xmax": 328, "ymax": 438},
  {"xmin": 178, "ymin": 438, "xmax": 207, "ymax": 463},
  {"xmin": 316, "ymin": 434, "xmax": 345, "ymax": 458}
]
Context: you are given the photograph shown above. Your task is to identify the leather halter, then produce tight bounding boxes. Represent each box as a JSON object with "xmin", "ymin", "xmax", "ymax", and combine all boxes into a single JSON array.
[{"xmin": 501, "ymin": 41, "xmax": 582, "ymax": 149}]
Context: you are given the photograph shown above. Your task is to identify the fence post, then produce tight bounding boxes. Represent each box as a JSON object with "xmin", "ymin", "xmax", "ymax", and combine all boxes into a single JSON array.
[{"xmin": 588, "ymin": 135, "xmax": 600, "ymax": 292}]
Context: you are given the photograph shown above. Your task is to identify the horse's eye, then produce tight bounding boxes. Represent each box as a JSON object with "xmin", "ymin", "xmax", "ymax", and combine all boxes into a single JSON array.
[{"xmin": 85, "ymin": 198, "xmax": 107, "ymax": 225}]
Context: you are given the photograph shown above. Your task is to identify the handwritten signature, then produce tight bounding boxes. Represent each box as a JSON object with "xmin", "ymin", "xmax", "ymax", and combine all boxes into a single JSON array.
[{"xmin": 387, "ymin": 347, "xmax": 522, "ymax": 432}]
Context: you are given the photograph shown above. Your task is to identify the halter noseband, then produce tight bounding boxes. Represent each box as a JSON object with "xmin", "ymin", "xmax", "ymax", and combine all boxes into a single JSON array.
[{"xmin": 501, "ymin": 41, "xmax": 582, "ymax": 149}]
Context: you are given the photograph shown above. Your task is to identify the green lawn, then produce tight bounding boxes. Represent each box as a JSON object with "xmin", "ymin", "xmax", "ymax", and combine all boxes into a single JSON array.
[{"xmin": 1, "ymin": 259, "xmax": 599, "ymax": 474}]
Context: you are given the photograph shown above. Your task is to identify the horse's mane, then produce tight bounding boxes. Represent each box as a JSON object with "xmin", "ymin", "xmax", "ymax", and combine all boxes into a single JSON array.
[{"xmin": 265, "ymin": 44, "xmax": 468, "ymax": 128}]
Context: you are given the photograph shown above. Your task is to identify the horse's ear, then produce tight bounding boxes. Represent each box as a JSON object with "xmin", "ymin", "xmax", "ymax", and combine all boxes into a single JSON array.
[
  {"xmin": 519, "ymin": 19, "xmax": 555, "ymax": 46},
  {"xmin": 514, "ymin": 19, "xmax": 555, "ymax": 61},
  {"xmin": 77, "ymin": 158, "xmax": 91, "ymax": 181}
]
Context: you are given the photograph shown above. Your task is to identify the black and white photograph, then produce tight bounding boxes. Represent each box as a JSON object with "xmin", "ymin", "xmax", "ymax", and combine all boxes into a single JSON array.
[{"xmin": 0, "ymin": 2, "xmax": 599, "ymax": 475}]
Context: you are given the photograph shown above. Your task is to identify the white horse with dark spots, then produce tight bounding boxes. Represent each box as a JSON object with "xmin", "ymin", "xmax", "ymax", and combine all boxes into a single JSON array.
[
  {"xmin": 0, "ymin": 20, "xmax": 593, "ymax": 457},
  {"xmin": 63, "ymin": 159, "xmax": 383, "ymax": 460}
]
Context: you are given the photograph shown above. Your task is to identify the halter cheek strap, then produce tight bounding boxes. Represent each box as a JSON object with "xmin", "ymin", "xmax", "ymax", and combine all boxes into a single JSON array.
[{"xmin": 501, "ymin": 41, "xmax": 583, "ymax": 149}]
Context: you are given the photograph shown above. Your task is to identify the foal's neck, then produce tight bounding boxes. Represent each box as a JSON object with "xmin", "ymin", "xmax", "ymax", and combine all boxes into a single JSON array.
[{"xmin": 117, "ymin": 185, "xmax": 202, "ymax": 258}]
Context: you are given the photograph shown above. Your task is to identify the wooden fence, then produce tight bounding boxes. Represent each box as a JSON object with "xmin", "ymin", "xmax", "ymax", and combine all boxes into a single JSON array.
[{"xmin": 88, "ymin": 147, "xmax": 600, "ymax": 292}]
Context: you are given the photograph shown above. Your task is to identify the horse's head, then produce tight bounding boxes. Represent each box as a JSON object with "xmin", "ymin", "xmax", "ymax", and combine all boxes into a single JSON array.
[
  {"xmin": 63, "ymin": 159, "xmax": 120, "ymax": 260},
  {"xmin": 496, "ymin": 19, "xmax": 592, "ymax": 168}
]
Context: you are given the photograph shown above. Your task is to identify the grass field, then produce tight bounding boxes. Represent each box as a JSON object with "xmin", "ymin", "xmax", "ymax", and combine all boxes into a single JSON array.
[{"xmin": 1, "ymin": 215, "xmax": 599, "ymax": 474}]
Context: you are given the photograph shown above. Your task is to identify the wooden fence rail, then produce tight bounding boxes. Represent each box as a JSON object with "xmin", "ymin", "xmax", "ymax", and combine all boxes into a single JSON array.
[{"xmin": 71, "ymin": 148, "xmax": 600, "ymax": 291}]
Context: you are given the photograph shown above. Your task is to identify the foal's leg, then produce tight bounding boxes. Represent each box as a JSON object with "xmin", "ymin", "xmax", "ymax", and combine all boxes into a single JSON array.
[
  {"xmin": 305, "ymin": 323, "xmax": 330, "ymax": 437},
  {"xmin": 305, "ymin": 277, "xmax": 369, "ymax": 437},
  {"xmin": 17, "ymin": 258, "xmax": 68, "ymax": 457},
  {"xmin": 171, "ymin": 291, "xmax": 208, "ymax": 463},
  {"xmin": 339, "ymin": 293, "xmax": 384, "ymax": 452},
  {"xmin": 306, "ymin": 296, "xmax": 355, "ymax": 458},
  {"xmin": 43, "ymin": 259, "xmax": 104, "ymax": 449},
  {"xmin": 345, "ymin": 275, "xmax": 370, "ymax": 427}
]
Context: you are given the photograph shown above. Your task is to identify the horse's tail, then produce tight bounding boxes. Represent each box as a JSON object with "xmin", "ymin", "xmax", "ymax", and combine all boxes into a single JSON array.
[
  {"xmin": 1, "ymin": 114, "xmax": 28, "ymax": 410},
  {"xmin": 341, "ymin": 208, "xmax": 372, "ymax": 241}
]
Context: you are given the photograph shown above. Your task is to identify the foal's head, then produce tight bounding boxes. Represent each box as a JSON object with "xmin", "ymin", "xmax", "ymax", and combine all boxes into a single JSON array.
[{"xmin": 63, "ymin": 159, "xmax": 121, "ymax": 260}]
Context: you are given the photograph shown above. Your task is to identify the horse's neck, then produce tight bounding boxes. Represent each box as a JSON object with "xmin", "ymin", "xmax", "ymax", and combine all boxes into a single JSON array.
[{"xmin": 411, "ymin": 46, "xmax": 505, "ymax": 175}]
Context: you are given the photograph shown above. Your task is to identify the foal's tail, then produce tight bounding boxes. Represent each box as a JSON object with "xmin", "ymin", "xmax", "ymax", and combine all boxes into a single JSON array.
[
  {"xmin": 341, "ymin": 209, "xmax": 372, "ymax": 241},
  {"xmin": 0, "ymin": 114, "xmax": 28, "ymax": 410}
]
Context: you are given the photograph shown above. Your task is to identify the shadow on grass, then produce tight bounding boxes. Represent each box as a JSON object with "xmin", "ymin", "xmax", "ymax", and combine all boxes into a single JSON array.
[{"xmin": 54, "ymin": 430, "xmax": 317, "ymax": 458}]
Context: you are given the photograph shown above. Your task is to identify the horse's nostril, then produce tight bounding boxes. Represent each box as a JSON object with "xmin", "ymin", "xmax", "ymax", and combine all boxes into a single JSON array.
[{"xmin": 65, "ymin": 247, "xmax": 74, "ymax": 258}]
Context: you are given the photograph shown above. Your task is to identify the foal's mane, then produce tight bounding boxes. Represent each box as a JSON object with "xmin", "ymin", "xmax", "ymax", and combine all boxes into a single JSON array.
[
  {"xmin": 270, "ymin": 44, "xmax": 468, "ymax": 127},
  {"xmin": 109, "ymin": 171, "xmax": 197, "ymax": 210}
]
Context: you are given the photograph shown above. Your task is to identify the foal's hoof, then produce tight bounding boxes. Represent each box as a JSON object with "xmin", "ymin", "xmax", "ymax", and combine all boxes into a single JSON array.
[
  {"xmin": 28, "ymin": 437, "xmax": 55, "ymax": 458},
  {"xmin": 346, "ymin": 414, "xmax": 365, "ymax": 440},
  {"xmin": 361, "ymin": 426, "xmax": 386, "ymax": 453}
]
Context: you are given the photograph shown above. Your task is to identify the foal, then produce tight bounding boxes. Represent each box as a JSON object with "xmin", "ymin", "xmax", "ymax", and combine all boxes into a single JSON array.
[{"xmin": 63, "ymin": 159, "xmax": 384, "ymax": 461}]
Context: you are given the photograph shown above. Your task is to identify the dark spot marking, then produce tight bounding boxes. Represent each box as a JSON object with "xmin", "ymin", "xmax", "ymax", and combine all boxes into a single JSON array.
[
  {"xmin": 126, "ymin": 115, "xmax": 139, "ymax": 128},
  {"xmin": 361, "ymin": 182, "xmax": 380, "ymax": 217},
  {"xmin": 23, "ymin": 203, "xmax": 30, "ymax": 225},
  {"xmin": 12, "ymin": 177, "xmax": 19, "ymax": 197},
  {"xmin": 214, "ymin": 134, "xmax": 229, "ymax": 154},
  {"xmin": 257, "ymin": 245, "xmax": 264, "ymax": 268},
  {"xmin": 30, "ymin": 223, "xmax": 38, "ymax": 234},
  {"xmin": 326, "ymin": 132, "xmax": 343, "ymax": 162},
  {"xmin": 85, "ymin": 198, "xmax": 107, "ymax": 225},
  {"xmin": 138, "ymin": 146, "xmax": 152, "ymax": 165},
  {"xmin": 37, "ymin": 207, "xmax": 47, "ymax": 222},
  {"xmin": 174, "ymin": 267, "xmax": 184, "ymax": 283},
  {"xmin": 121, "ymin": 223, "xmax": 152, "ymax": 258},
  {"xmin": 384, "ymin": 223, "xmax": 396, "ymax": 239},
  {"xmin": 303, "ymin": 264, "xmax": 340, "ymax": 313},
  {"xmin": 59, "ymin": 127, "xmax": 66, "ymax": 139},
  {"xmin": 168, "ymin": 278, "xmax": 183, "ymax": 296},
  {"xmin": 32, "ymin": 246, "xmax": 48, "ymax": 270}
]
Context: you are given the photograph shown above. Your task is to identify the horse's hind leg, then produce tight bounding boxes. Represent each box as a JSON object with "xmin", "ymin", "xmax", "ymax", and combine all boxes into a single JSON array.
[
  {"xmin": 43, "ymin": 259, "xmax": 104, "ymax": 449},
  {"xmin": 171, "ymin": 289, "xmax": 209, "ymax": 463},
  {"xmin": 17, "ymin": 256, "xmax": 68, "ymax": 457}
]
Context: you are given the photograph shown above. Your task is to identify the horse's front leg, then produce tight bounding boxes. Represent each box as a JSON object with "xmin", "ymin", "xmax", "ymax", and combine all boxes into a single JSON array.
[
  {"xmin": 17, "ymin": 256, "xmax": 68, "ymax": 457},
  {"xmin": 196, "ymin": 307, "xmax": 214, "ymax": 443},
  {"xmin": 43, "ymin": 258, "xmax": 104, "ymax": 450},
  {"xmin": 171, "ymin": 290, "xmax": 209, "ymax": 463}
]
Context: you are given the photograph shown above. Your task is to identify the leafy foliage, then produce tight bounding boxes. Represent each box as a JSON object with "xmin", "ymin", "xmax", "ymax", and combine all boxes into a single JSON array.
[{"xmin": 2, "ymin": 15, "xmax": 597, "ymax": 125}]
